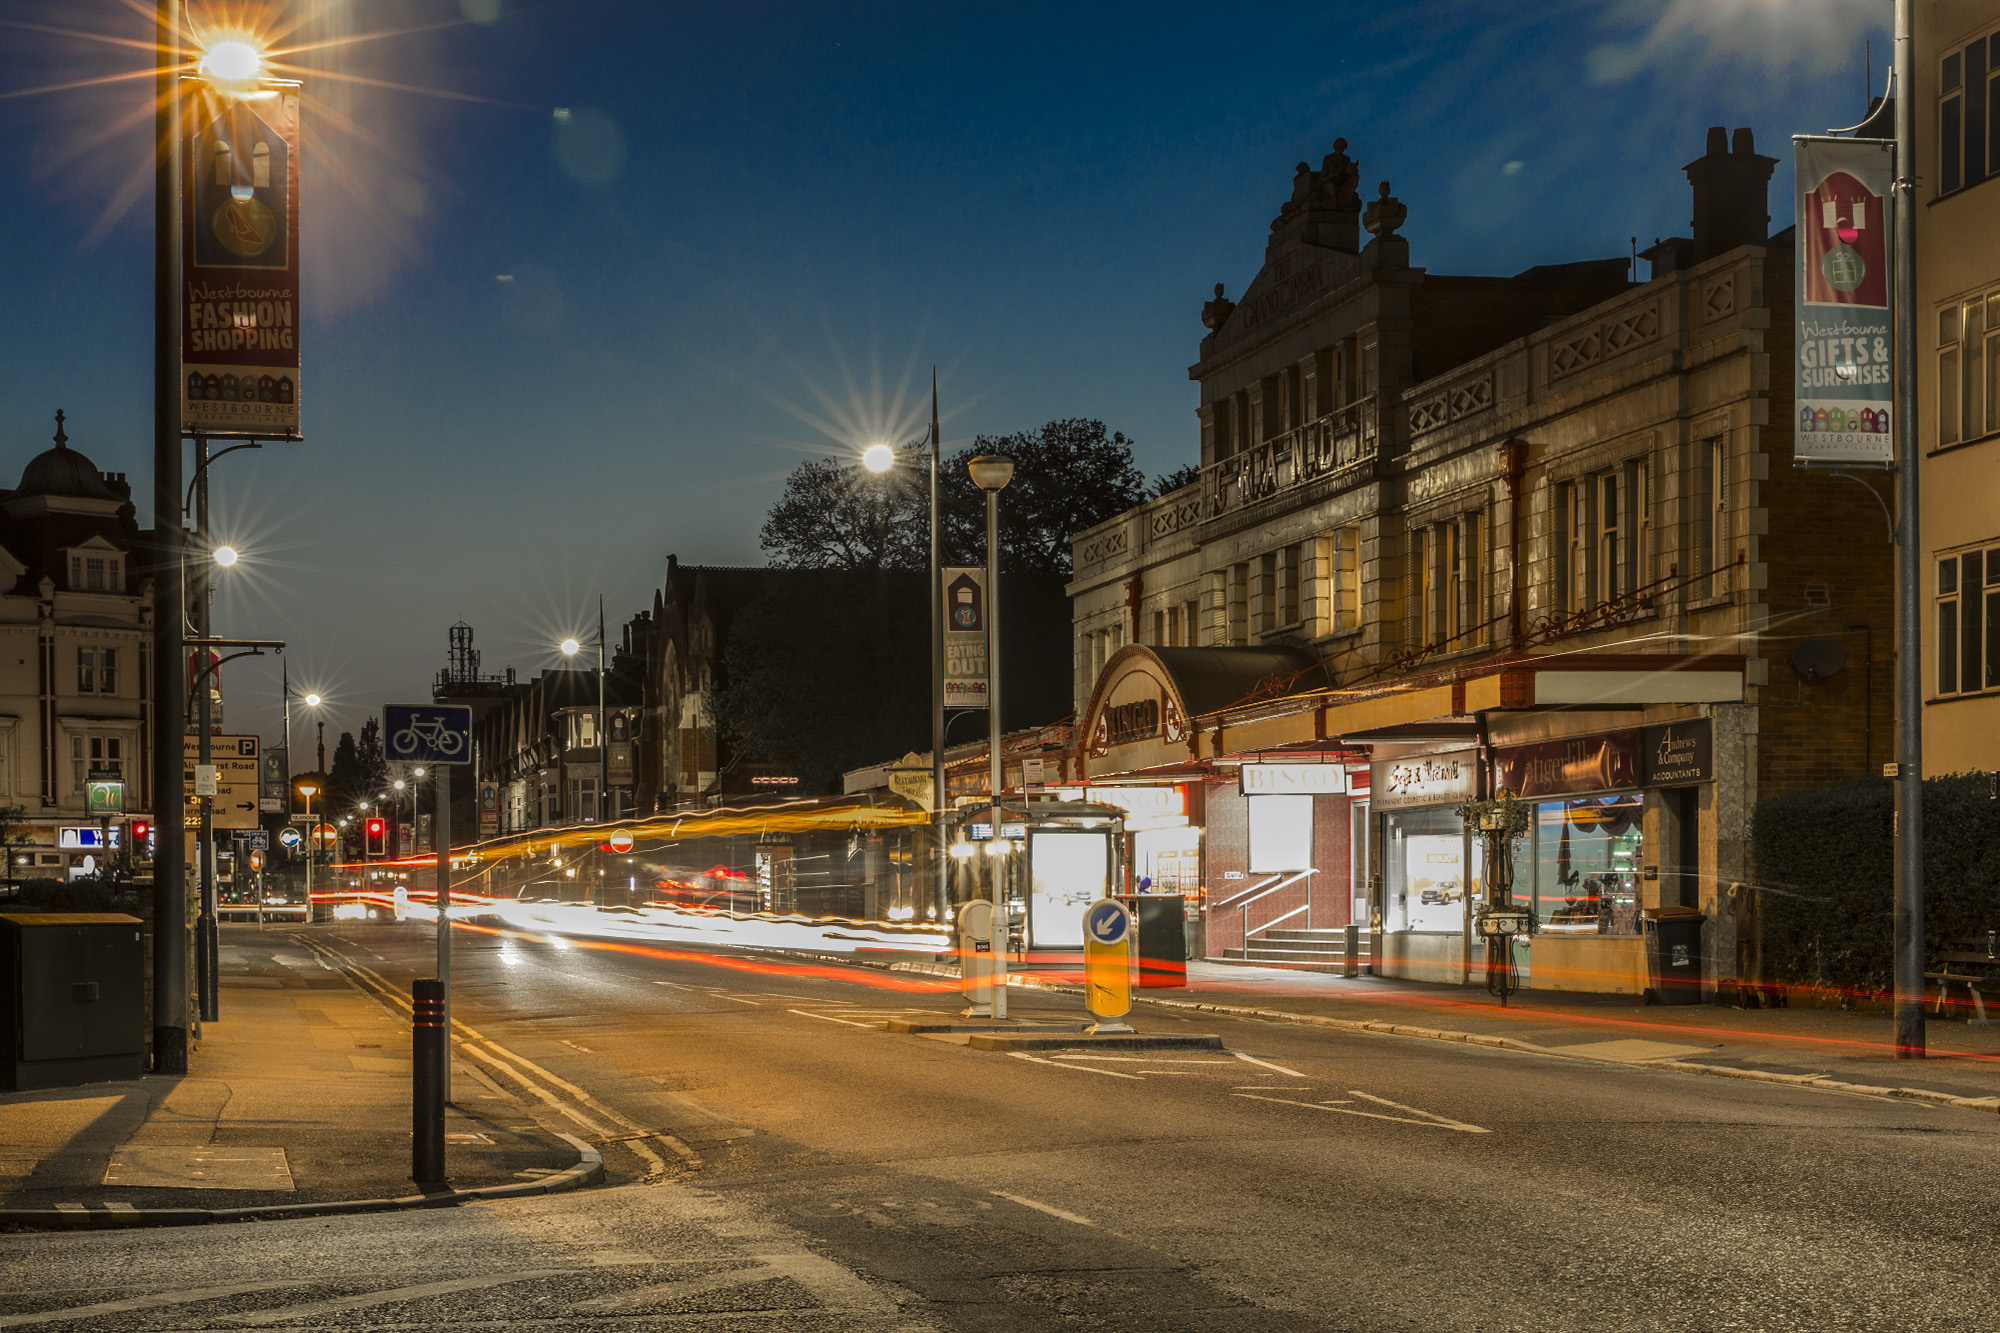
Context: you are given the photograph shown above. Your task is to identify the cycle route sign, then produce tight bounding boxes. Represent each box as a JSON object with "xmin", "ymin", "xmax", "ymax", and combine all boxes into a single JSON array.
[{"xmin": 383, "ymin": 704, "xmax": 473, "ymax": 766}]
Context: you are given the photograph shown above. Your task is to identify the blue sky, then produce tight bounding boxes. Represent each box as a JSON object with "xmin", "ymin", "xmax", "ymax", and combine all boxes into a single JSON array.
[{"xmin": 0, "ymin": 0, "xmax": 1889, "ymax": 747}]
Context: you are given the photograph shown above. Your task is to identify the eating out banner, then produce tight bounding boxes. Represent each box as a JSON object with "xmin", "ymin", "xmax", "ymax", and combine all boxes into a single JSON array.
[
  {"xmin": 182, "ymin": 82, "xmax": 302, "ymax": 437},
  {"xmin": 1794, "ymin": 135, "xmax": 1893, "ymax": 465}
]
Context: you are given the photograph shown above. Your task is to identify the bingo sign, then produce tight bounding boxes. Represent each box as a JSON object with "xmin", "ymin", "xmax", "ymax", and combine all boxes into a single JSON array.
[
  {"xmin": 1794, "ymin": 135, "xmax": 1894, "ymax": 465},
  {"xmin": 182, "ymin": 80, "xmax": 303, "ymax": 437}
]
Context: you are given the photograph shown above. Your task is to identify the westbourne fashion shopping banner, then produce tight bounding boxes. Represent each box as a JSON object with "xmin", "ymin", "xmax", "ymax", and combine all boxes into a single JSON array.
[
  {"xmin": 183, "ymin": 82, "xmax": 302, "ymax": 437},
  {"xmin": 1794, "ymin": 135, "xmax": 1894, "ymax": 465}
]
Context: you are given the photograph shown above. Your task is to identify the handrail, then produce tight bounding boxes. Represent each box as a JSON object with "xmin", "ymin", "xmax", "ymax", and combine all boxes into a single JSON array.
[
  {"xmin": 1232, "ymin": 869, "xmax": 1316, "ymax": 953},
  {"xmin": 1210, "ymin": 873, "xmax": 1288, "ymax": 912}
]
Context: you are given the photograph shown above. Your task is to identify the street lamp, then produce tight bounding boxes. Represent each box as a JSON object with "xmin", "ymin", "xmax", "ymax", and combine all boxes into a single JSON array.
[
  {"xmin": 861, "ymin": 443, "xmax": 895, "ymax": 474},
  {"xmin": 559, "ymin": 612, "xmax": 609, "ymax": 825},
  {"xmin": 297, "ymin": 782, "xmax": 318, "ymax": 922},
  {"xmin": 212, "ymin": 544, "xmax": 238, "ymax": 567},
  {"xmin": 967, "ymin": 453, "xmax": 1014, "ymax": 1018}
]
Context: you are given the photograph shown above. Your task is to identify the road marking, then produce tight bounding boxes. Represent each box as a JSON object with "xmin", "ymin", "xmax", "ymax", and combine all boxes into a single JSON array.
[
  {"xmin": 788, "ymin": 1009, "xmax": 875, "ymax": 1027},
  {"xmin": 560, "ymin": 1039, "xmax": 594, "ymax": 1053},
  {"xmin": 0, "ymin": 1282, "xmax": 314, "ymax": 1328},
  {"xmin": 218, "ymin": 1270, "xmax": 575, "ymax": 1326},
  {"xmin": 53, "ymin": 1203, "xmax": 85, "ymax": 1214},
  {"xmin": 991, "ymin": 1191, "xmax": 1095, "ymax": 1226},
  {"xmin": 577, "ymin": 1262, "xmax": 793, "ymax": 1312},
  {"xmin": 1007, "ymin": 1052, "xmax": 1141, "ymax": 1079},
  {"xmin": 1234, "ymin": 1092, "xmax": 1490, "ymax": 1134},
  {"xmin": 1052, "ymin": 1055, "xmax": 1235, "ymax": 1063},
  {"xmin": 1235, "ymin": 1051, "xmax": 1307, "ymax": 1078},
  {"xmin": 1347, "ymin": 1090, "xmax": 1489, "ymax": 1132}
]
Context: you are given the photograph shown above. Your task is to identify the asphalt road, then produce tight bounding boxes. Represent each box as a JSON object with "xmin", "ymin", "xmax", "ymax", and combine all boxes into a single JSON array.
[{"xmin": 4, "ymin": 919, "xmax": 1995, "ymax": 1332}]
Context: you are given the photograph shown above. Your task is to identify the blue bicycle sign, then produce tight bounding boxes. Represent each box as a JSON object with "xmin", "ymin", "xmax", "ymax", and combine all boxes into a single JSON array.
[{"xmin": 383, "ymin": 704, "xmax": 473, "ymax": 765}]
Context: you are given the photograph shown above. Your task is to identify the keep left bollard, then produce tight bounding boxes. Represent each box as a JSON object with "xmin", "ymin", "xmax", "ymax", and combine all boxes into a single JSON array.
[{"xmin": 412, "ymin": 977, "xmax": 447, "ymax": 1189}]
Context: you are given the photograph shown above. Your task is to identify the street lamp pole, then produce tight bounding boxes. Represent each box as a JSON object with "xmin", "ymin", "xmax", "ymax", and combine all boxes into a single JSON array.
[
  {"xmin": 598, "ymin": 596, "xmax": 608, "ymax": 825},
  {"xmin": 930, "ymin": 374, "xmax": 946, "ymax": 925},
  {"xmin": 194, "ymin": 435, "xmax": 217, "ymax": 1024},
  {"xmin": 150, "ymin": 0, "xmax": 189, "ymax": 1075},
  {"xmin": 1891, "ymin": 0, "xmax": 1925, "ymax": 1058},
  {"xmin": 968, "ymin": 455, "xmax": 1014, "ymax": 1019}
]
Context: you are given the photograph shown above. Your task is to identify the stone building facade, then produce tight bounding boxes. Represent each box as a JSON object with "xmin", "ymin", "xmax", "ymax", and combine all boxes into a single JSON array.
[
  {"xmin": 1063, "ymin": 127, "xmax": 1893, "ymax": 996},
  {"xmin": 0, "ymin": 412, "xmax": 157, "ymax": 878}
]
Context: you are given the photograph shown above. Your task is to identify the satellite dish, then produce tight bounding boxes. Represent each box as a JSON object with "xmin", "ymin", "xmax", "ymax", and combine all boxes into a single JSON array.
[{"xmin": 1790, "ymin": 638, "xmax": 1847, "ymax": 680}]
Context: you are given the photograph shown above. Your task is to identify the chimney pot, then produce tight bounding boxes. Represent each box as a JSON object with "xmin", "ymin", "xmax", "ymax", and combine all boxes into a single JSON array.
[
  {"xmin": 1706, "ymin": 126, "xmax": 1728, "ymax": 155},
  {"xmin": 1731, "ymin": 126, "xmax": 1755, "ymax": 155}
]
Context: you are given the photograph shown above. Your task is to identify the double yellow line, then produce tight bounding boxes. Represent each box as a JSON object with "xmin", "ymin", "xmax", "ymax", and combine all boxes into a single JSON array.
[{"xmin": 297, "ymin": 936, "xmax": 701, "ymax": 1179}]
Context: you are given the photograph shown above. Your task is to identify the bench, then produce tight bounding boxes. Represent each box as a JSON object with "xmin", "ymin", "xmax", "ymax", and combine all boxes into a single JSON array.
[{"xmin": 1927, "ymin": 931, "xmax": 1999, "ymax": 1024}]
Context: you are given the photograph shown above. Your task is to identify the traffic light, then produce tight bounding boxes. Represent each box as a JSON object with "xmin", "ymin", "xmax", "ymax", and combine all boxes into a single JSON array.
[
  {"xmin": 130, "ymin": 820, "xmax": 152, "ymax": 858},
  {"xmin": 365, "ymin": 818, "xmax": 386, "ymax": 857}
]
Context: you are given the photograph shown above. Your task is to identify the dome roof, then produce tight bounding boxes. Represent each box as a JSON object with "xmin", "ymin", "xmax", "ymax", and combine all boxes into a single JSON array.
[{"xmin": 16, "ymin": 411, "xmax": 116, "ymax": 501}]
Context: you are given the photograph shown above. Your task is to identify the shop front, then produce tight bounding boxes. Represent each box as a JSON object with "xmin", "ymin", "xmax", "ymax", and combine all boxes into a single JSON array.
[
  {"xmin": 1372, "ymin": 750, "xmax": 1479, "ymax": 984},
  {"xmin": 1493, "ymin": 727, "xmax": 1667, "ymax": 996}
]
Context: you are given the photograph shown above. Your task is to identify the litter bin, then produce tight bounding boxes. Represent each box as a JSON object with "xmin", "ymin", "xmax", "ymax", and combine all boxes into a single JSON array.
[
  {"xmin": 1115, "ymin": 895, "xmax": 1186, "ymax": 988},
  {"xmin": 0, "ymin": 913, "xmax": 146, "ymax": 1091},
  {"xmin": 1642, "ymin": 907, "xmax": 1706, "ymax": 1005}
]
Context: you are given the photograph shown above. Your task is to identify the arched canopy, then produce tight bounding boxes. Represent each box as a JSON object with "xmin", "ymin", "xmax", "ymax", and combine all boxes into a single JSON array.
[{"xmin": 1078, "ymin": 645, "xmax": 1330, "ymax": 778}]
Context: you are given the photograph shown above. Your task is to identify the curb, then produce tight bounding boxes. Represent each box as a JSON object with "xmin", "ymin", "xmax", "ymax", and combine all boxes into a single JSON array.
[
  {"xmin": 791, "ymin": 949, "xmax": 2000, "ymax": 1118},
  {"xmin": 0, "ymin": 1134, "xmax": 604, "ymax": 1233}
]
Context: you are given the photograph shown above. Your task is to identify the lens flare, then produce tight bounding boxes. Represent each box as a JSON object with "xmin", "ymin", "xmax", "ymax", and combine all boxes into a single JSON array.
[
  {"xmin": 861, "ymin": 443, "xmax": 895, "ymax": 473},
  {"xmin": 197, "ymin": 37, "xmax": 263, "ymax": 85}
]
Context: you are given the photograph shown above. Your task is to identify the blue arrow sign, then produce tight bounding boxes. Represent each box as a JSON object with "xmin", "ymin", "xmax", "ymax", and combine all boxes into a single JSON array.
[
  {"xmin": 1085, "ymin": 899, "xmax": 1129, "ymax": 947},
  {"xmin": 383, "ymin": 704, "xmax": 473, "ymax": 765}
]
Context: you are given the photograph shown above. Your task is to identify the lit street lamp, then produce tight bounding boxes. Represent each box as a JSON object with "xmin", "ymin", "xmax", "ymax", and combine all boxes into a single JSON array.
[
  {"xmin": 560, "ymin": 607, "xmax": 610, "ymax": 825},
  {"xmin": 967, "ymin": 453, "xmax": 1014, "ymax": 1018}
]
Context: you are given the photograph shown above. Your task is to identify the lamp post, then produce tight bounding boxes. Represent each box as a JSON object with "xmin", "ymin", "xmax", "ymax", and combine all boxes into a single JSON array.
[
  {"xmin": 297, "ymin": 782, "xmax": 317, "ymax": 917},
  {"xmin": 560, "ymin": 615, "xmax": 608, "ymax": 825},
  {"xmin": 1890, "ymin": 0, "xmax": 1924, "ymax": 1058},
  {"xmin": 863, "ymin": 372, "xmax": 946, "ymax": 922},
  {"xmin": 967, "ymin": 454, "xmax": 1014, "ymax": 1018}
]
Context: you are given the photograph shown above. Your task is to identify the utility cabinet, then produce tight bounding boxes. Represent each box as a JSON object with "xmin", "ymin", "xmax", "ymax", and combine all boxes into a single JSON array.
[{"xmin": 0, "ymin": 913, "xmax": 146, "ymax": 1091}]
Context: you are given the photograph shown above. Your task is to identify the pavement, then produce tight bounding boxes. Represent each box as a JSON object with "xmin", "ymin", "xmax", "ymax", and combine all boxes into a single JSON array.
[{"xmin": 0, "ymin": 931, "xmax": 590, "ymax": 1225}]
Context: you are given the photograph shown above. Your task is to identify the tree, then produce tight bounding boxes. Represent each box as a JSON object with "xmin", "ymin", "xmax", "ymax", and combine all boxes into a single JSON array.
[
  {"xmin": 355, "ymin": 719, "xmax": 388, "ymax": 802},
  {"xmin": 759, "ymin": 441, "xmax": 930, "ymax": 571},
  {"xmin": 1152, "ymin": 462, "xmax": 1201, "ymax": 497},
  {"xmin": 942, "ymin": 419, "xmax": 1148, "ymax": 579},
  {"xmin": 327, "ymin": 730, "xmax": 363, "ymax": 813},
  {"xmin": 760, "ymin": 419, "xmax": 1148, "ymax": 580}
]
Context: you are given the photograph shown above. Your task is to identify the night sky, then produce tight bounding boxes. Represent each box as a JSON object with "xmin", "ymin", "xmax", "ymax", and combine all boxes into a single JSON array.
[{"xmin": 0, "ymin": 0, "xmax": 1889, "ymax": 748}]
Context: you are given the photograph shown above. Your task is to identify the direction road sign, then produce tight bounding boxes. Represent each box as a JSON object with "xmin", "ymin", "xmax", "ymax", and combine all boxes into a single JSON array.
[
  {"xmin": 384, "ymin": 704, "xmax": 472, "ymax": 765},
  {"xmin": 278, "ymin": 827, "xmax": 303, "ymax": 850},
  {"xmin": 183, "ymin": 735, "xmax": 261, "ymax": 829}
]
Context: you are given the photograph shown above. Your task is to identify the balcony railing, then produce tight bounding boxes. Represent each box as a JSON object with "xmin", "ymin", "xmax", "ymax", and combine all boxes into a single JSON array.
[{"xmin": 1203, "ymin": 397, "xmax": 1377, "ymax": 519}]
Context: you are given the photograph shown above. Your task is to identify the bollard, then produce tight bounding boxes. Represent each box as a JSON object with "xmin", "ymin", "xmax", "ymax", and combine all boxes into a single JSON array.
[
  {"xmin": 1343, "ymin": 923, "xmax": 1359, "ymax": 979},
  {"xmin": 412, "ymin": 977, "xmax": 447, "ymax": 1189}
]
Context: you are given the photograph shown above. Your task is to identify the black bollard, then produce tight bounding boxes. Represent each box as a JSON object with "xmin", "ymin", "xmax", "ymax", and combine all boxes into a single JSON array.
[{"xmin": 412, "ymin": 978, "xmax": 447, "ymax": 1189}]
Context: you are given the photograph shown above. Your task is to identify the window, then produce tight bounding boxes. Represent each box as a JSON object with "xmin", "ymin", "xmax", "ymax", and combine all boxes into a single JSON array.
[
  {"xmin": 1228, "ymin": 563, "xmax": 1249, "ymax": 644},
  {"xmin": 1152, "ymin": 609, "xmax": 1165, "ymax": 646},
  {"xmin": 1184, "ymin": 598, "xmax": 1201, "ymax": 647},
  {"xmin": 1938, "ymin": 290, "xmax": 2000, "ymax": 445},
  {"xmin": 1625, "ymin": 456, "xmax": 1654, "ymax": 596},
  {"xmin": 1596, "ymin": 473, "xmax": 1621, "ymax": 605},
  {"xmin": 1553, "ymin": 480, "xmax": 1581, "ymax": 615},
  {"xmin": 71, "ymin": 735, "xmax": 122, "ymax": 794},
  {"xmin": 1460, "ymin": 510, "xmax": 1487, "ymax": 647},
  {"xmin": 77, "ymin": 647, "xmax": 117, "ymax": 695},
  {"xmin": 1257, "ymin": 552, "xmax": 1278, "ymax": 632},
  {"xmin": 1690, "ymin": 437, "xmax": 1729, "ymax": 599},
  {"xmin": 569, "ymin": 775, "xmax": 600, "ymax": 823},
  {"xmin": 1939, "ymin": 33, "xmax": 2000, "ymax": 196},
  {"xmin": 1509, "ymin": 796, "xmax": 1645, "ymax": 937},
  {"xmin": 1332, "ymin": 527, "xmax": 1360, "ymax": 633},
  {"xmin": 1280, "ymin": 544, "xmax": 1301, "ymax": 626},
  {"xmin": 1936, "ymin": 546, "xmax": 2000, "ymax": 695}
]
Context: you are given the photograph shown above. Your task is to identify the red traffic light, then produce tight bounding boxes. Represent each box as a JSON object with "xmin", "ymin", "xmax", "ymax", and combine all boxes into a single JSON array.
[
  {"xmin": 130, "ymin": 820, "xmax": 151, "ymax": 839},
  {"xmin": 365, "ymin": 818, "xmax": 386, "ymax": 856}
]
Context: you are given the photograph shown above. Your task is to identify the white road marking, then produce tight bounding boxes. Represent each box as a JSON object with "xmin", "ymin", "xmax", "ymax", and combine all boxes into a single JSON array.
[
  {"xmin": 1007, "ymin": 1052, "xmax": 1141, "ymax": 1079},
  {"xmin": 1235, "ymin": 1092, "xmax": 1490, "ymax": 1134},
  {"xmin": 1235, "ymin": 1051, "xmax": 1307, "ymax": 1078},
  {"xmin": 576, "ymin": 1262, "xmax": 794, "ymax": 1312},
  {"xmin": 560, "ymin": 1039, "xmax": 593, "ymax": 1053},
  {"xmin": 788, "ymin": 1009, "xmax": 875, "ymax": 1027},
  {"xmin": 1052, "ymin": 1055, "xmax": 1236, "ymax": 1064},
  {"xmin": 701, "ymin": 991, "xmax": 762, "ymax": 1005},
  {"xmin": 991, "ymin": 1191, "xmax": 1095, "ymax": 1226},
  {"xmin": 1347, "ymin": 1090, "xmax": 1490, "ymax": 1133},
  {"xmin": 0, "ymin": 1281, "xmax": 312, "ymax": 1328},
  {"xmin": 219, "ymin": 1270, "xmax": 575, "ymax": 1326}
]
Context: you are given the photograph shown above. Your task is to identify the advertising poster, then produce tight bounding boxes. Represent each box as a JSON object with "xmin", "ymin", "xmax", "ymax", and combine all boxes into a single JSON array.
[
  {"xmin": 183, "ymin": 82, "xmax": 302, "ymax": 437},
  {"xmin": 942, "ymin": 567, "xmax": 989, "ymax": 707},
  {"xmin": 1794, "ymin": 136, "xmax": 1894, "ymax": 465}
]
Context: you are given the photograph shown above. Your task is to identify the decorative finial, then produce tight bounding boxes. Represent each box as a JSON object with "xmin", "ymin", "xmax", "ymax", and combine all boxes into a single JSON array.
[
  {"xmin": 1363, "ymin": 181, "xmax": 1407, "ymax": 240},
  {"xmin": 52, "ymin": 409, "xmax": 67, "ymax": 450}
]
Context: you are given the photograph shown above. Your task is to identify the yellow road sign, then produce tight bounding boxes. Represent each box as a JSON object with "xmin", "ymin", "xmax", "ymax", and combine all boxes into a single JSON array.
[
  {"xmin": 184, "ymin": 734, "xmax": 261, "ymax": 829},
  {"xmin": 1082, "ymin": 899, "xmax": 1133, "ymax": 1023}
]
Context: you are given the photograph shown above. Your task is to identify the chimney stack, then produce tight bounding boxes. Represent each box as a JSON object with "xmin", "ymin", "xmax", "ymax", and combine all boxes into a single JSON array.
[{"xmin": 1684, "ymin": 126, "xmax": 1777, "ymax": 264}]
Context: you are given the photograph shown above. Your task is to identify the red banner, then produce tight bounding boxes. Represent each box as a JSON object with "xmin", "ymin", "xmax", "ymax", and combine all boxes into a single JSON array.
[{"xmin": 182, "ymin": 81, "xmax": 302, "ymax": 437}]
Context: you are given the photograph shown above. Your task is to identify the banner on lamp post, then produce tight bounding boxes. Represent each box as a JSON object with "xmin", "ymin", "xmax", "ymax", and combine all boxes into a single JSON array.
[
  {"xmin": 942, "ymin": 567, "xmax": 989, "ymax": 707},
  {"xmin": 182, "ymin": 80, "xmax": 302, "ymax": 438},
  {"xmin": 1794, "ymin": 135, "xmax": 1894, "ymax": 466}
]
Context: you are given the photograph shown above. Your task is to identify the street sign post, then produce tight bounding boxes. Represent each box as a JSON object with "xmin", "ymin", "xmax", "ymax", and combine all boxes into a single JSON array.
[
  {"xmin": 182, "ymin": 735, "xmax": 260, "ymax": 829},
  {"xmin": 384, "ymin": 702, "xmax": 471, "ymax": 1191},
  {"xmin": 1082, "ymin": 899, "xmax": 1136, "ymax": 1034},
  {"xmin": 243, "ymin": 829, "xmax": 269, "ymax": 851}
]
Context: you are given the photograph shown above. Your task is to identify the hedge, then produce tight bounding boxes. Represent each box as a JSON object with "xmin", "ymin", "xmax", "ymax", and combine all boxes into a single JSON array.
[{"xmin": 1753, "ymin": 773, "xmax": 2000, "ymax": 993}]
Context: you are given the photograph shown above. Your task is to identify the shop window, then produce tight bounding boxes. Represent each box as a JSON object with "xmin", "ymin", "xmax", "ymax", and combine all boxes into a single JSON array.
[
  {"xmin": 1937, "ymin": 290, "xmax": 2000, "ymax": 446},
  {"xmin": 1383, "ymin": 805, "xmax": 1465, "ymax": 932},
  {"xmin": 1513, "ymin": 795, "xmax": 1644, "ymax": 936},
  {"xmin": 1247, "ymin": 794, "xmax": 1314, "ymax": 873},
  {"xmin": 1936, "ymin": 545, "xmax": 2000, "ymax": 695}
]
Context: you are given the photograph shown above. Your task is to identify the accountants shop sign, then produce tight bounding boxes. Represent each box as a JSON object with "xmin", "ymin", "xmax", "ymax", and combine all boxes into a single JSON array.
[{"xmin": 182, "ymin": 81, "xmax": 302, "ymax": 437}]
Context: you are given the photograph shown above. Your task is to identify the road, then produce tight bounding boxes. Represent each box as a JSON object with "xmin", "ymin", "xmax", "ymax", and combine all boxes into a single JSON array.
[{"xmin": 4, "ymin": 919, "xmax": 1995, "ymax": 1331}]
